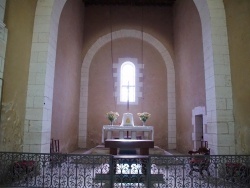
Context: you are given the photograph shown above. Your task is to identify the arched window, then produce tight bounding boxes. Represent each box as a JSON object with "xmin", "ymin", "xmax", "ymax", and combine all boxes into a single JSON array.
[
  {"xmin": 120, "ymin": 61, "xmax": 136, "ymax": 102},
  {"xmin": 113, "ymin": 58, "xmax": 142, "ymax": 105}
]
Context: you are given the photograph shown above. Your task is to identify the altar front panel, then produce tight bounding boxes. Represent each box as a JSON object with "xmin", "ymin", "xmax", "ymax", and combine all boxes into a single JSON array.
[{"xmin": 102, "ymin": 125, "xmax": 154, "ymax": 143}]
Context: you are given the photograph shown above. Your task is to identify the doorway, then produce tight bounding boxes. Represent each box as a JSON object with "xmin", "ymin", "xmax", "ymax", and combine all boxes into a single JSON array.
[{"xmin": 192, "ymin": 106, "xmax": 206, "ymax": 150}]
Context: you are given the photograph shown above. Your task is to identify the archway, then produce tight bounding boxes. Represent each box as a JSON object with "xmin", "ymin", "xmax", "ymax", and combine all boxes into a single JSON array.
[
  {"xmin": 193, "ymin": 0, "xmax": 235, "ymax": 154},
  {"xmin": 23, "ymin": 0, "xmax": 235, "ymax": 154},
  {"xmin": 78, "ymin": 29, "xmax": 176, "ymax": 149},
  {"xmin": 23, "ymin": 0, "xmax": 66, "ymax": 153}
]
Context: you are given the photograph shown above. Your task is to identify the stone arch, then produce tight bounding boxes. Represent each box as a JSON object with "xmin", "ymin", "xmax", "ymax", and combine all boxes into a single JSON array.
[
  {"xmin": 79, "ymin": 29, "xmax": 176, "ymax": 149},
  {"xmin": 22, "ymin": 0, "xmax": 235, "ymax": 154},
  {"xmin": 193, "ymin": 0, "xmax": 235, "ymax": 154},
  {"xmin": 23, "ymin": 0, "xmax": 67, "ymax": 153}
]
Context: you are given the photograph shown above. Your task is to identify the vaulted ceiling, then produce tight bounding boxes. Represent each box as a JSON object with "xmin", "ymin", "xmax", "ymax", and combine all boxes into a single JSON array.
[{"xmin": 83, "ymin": 0, "xmax": 176, "ymax": 6}]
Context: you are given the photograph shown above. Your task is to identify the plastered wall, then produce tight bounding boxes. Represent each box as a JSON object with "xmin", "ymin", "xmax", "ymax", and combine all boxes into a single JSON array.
[
  {"xmin": 85, "ymin": 5, "xmax": 173, "ymax": 149},
  {"xmin": 88, "ymin": 38, "xmax": 168, "ymax": 149},
  {"xmin": 0, "ymin": 0, "xmax": 37, "ymax": 152},
  {"xmin": 83, "ymin": 5, "xmax": 174, "ymax": 58},
  {"xmin": 3, "ymin": 0, "xmax": 249, "ymax": 154},
  {"xmin": 51, "ymin": 0, "xmax": 85, "ymax": 153},
  {"xmin": 224, "ymin": 0, "xmax": 250, "ymax": 154},
  {"xmin": 173, "ymin": 0, "xmax": 206, "ymax": 153}
]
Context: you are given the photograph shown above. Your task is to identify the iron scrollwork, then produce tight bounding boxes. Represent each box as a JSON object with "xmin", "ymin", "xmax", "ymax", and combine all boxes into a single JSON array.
[{"xmin": 0, "ymin": 152, "xmax": 249, "ymax": 187}]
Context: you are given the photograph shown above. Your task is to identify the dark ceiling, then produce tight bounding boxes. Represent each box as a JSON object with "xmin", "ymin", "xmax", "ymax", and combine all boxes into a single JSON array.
[{"xmin": 83, "ymin": 0, "xmax": 176, "ymax": 6}]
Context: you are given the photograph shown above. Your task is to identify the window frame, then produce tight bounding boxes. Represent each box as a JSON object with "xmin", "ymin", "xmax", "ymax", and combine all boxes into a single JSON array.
[
  {"xmin": 114, "ymin": 58, "xmax": 142, "ymax": 106},
  {"xmin": 120, "ymin": 61, "xmax": 136, "ymax": 103}
]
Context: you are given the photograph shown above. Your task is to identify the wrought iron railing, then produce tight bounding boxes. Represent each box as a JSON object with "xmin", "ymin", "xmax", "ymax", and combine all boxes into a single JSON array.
[{"xmin": 0, "ymin": 152, "xmax": 249, "ymax": 187}]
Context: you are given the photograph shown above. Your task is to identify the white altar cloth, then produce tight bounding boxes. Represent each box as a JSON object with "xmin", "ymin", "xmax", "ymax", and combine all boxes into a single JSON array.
[{"xmin": 101, "ymin": 125, "xmax": 154, "ymax": 143}]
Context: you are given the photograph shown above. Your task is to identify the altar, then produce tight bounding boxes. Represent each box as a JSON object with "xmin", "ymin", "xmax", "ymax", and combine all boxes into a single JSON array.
[{"xmin": 101, "ymin": 125, "xmax": 154, "ymax": 143}]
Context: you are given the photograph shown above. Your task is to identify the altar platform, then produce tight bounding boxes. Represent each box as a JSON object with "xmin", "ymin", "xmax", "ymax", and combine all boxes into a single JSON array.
[
  {"xmin": 81, "ymin": 144, "xmax": 168, "ymax": 155},
  {"xmin": 102, "ymin": 125, "xmax": 154, "ymax": 143},
  {"xmin": 71, "ymin": 147, "xmax": 184, "ymax": 155}
]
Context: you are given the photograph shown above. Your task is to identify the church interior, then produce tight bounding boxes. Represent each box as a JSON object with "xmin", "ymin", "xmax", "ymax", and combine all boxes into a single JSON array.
[{"xmin": 0, "ymin": 0, "xmax": 250, "ymax": 156}]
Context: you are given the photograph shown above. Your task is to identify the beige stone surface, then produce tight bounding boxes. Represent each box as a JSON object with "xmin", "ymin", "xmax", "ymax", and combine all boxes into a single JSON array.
[
  {"xmin": 224, "ymin": 0, "xmax": 250, "ymax": 154},
  {"xmin": 1, "ymin": 0, "xmax": 37, "ymax": 152}
]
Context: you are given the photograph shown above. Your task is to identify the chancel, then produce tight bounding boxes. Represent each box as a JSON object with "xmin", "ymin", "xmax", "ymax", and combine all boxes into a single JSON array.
[
  {"xmin": 0, "ymin": 0, "xmax": 248, "ymax": 157},
  {"xmin": 0, "ymin": 0, "xmax": 250, "ymax": 187}
]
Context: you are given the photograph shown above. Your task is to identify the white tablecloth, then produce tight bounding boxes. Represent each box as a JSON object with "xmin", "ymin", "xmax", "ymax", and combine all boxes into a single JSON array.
[{"xmin": 101, "ymin": 125, "xmax": 154, "ymax": 143}]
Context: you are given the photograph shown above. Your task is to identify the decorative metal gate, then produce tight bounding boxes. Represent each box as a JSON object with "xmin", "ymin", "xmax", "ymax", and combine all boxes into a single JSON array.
[{"xmin": 0, "ymin": 152, "xmax": 249, "ymax": 187}]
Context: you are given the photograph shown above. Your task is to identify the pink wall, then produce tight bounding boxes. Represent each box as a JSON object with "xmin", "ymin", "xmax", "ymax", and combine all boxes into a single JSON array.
[
  {"xmin": 85, "ymin": 6, "xmax": 173, "ymax": 149},
  {"xmin": 173, "ymin": 0, "xmax": 206, "ymax": 153},
  {"xmin": 88, "ymin": 38, "xmax": 168, "ymax": 149},
  {"xmin": 83, "ymin": 5, "xmax": 174, "ymax": 57},
  {"xmin": 51, "ymin": 2, "xmax": 206, "ymax": 152},
  {"xmin": 51, "ymin": 0, "xmax": 85, "ymax": 153}
]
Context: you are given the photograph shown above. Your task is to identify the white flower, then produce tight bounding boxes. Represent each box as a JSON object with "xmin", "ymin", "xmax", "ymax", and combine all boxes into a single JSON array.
[
  {"xmin": 106, "ymin": 111, "xmax": 119, "ymax": 121},
  {"xmin": 137, "ymin": 112, "xmax": 151, "ymax": 122}
]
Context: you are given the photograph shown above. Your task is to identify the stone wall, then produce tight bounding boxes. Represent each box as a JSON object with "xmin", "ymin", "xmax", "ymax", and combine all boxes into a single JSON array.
[
  {"xmin": 0, "ymin": 0, "xmax": 6, "ymax": 82},
  {"xmin": 0, "ymin": 0, "xmax": 37, "ymax": 152},
  {"xmin": 224, "ymin": 0, "xmax": 250, "ymax": 154}
]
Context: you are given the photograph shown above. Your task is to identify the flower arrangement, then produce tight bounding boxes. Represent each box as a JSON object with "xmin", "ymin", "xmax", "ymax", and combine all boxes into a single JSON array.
[
  {"xmin": 137, "ymin": 112, "xmax": 151, "ymax": 123},
  {"xmin": 106, "ymin": 111, "xmax": 119, "ymax": 125}
]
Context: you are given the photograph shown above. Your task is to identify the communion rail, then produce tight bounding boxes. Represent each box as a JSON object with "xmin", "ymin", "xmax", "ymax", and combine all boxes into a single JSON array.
[{"xmin": 0, "ymin": 152, "xmax": 249, "ymax": 187}]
